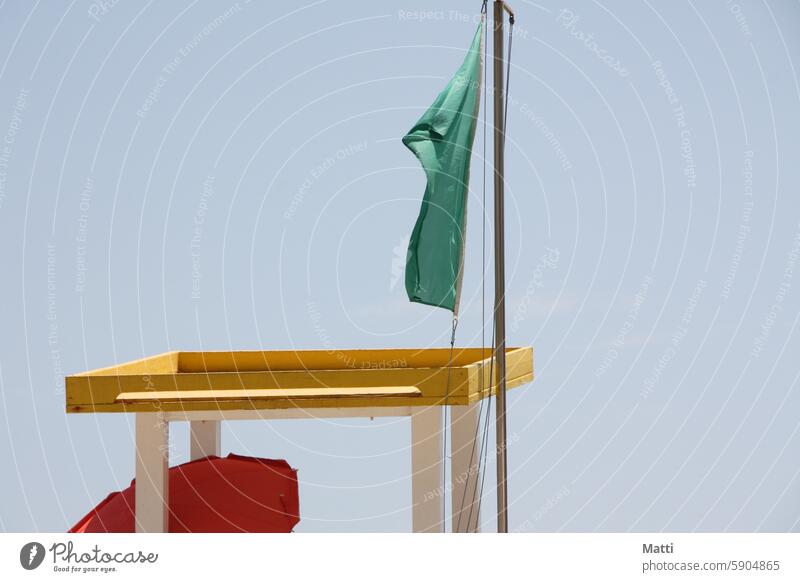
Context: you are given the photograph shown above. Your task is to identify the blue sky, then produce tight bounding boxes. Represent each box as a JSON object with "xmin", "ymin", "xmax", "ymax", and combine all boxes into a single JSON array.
[{"xmin": 1, "ymin": 0, "xmax": 800, "ymax": 532}]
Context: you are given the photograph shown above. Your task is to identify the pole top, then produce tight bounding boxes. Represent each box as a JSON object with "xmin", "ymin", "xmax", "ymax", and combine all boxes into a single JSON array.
[{"xmin": 495, "ymin": 0, "xmax": 515, "ymax": 20}]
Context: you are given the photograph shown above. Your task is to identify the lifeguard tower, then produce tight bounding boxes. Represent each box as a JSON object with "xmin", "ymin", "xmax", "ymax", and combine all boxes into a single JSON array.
[{"xmin": 66, "ymin": 346, "xmax": 532, "ymax": 533}]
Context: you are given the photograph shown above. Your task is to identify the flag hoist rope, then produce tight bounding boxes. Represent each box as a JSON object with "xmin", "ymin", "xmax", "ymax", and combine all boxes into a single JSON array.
[
  {"xmin": 451, "ymin": 0, "xmax": 515, "ymax": 533},
  {"xmin": 441, "ymin": 314, "xmax": 457, "ymax": 531},
  {"xmin": 454, "ymin": 0, "xmax": 489, "ymax": 534},
  {"xmin": 441, "ymin": 1, "xmax": 485, "ymax": 532}
]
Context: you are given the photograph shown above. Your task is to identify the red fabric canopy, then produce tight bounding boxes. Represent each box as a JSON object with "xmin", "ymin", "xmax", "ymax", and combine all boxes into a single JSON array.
[{"xmin": 70, "ymin": 454, "xmax": 299, "ymax": 533}]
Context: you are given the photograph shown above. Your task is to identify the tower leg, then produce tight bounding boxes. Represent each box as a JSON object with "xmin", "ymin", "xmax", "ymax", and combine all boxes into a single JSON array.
[
  {"xmin": 190, "ymin": 420, "xmax": 221, "ymax": 460},
  {"xmin": 135, "ymin": 412, "xmax": 169, "ymax": 533},
  {"xmin": 411, "ymin": 406, "xmax": 444, "ymax": 532},
  {"xmin": 451, "ymin": 402, "xmax": 482, "ymax": 532}
]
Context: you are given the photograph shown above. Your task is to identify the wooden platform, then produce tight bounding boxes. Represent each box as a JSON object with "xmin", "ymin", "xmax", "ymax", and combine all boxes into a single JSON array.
[
  {"xmin": 65, "ymin": 346, "xmax": 534, "ymax": 533},
  {"xmin": 65, "ymin": 347, "xmax": 533, "ymax": 413}
]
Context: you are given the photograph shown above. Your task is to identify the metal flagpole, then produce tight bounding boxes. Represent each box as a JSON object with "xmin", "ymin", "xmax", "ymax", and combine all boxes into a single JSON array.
[{"xmin": 493, "ymin": 0, "xmax": 512, "ymax": 534}]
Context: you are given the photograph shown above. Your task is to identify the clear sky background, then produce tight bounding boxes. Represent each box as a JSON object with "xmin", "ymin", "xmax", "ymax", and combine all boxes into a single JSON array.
[{"xmin": 1, "ymin": 0, "xmax": 800, "ymax": 533}]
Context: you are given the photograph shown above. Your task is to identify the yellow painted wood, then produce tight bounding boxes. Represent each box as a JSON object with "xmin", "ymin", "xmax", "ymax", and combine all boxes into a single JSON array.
[
  {"xmin": 68, "ymin": 398, "xmax": 447, "ymax": 414},
  {"xmin": 177, "ymin": 348, "xmax": 495, "ymax": 373},
  {"xmin": 67, "ymin": 368, "xmax": 468, "ymax": 407},
  {"xmin": 65, "ymin": 347, "xmax": 533, "ymax": 413},
  {"xmin": 74, "ymin": 351, "xmax": 179, "ymax": 377},
  {"xmin": 116, "ymin": 386, "xmax": 421, "ymax": 403}
]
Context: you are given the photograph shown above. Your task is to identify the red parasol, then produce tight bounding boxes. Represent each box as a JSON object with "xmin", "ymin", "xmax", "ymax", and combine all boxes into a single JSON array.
[{"xmin": 70, "ymin": 454, "xmax": 299, "ymax": 533}]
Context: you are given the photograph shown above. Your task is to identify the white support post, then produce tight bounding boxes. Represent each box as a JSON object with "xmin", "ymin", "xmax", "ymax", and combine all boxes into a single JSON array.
[
  {"xmin": 411, "ymin": 406, "xmax": 444, "ymax": 533},
  {"xmin": 450, "ymin": 402, "xmax": 482, "ymax": 533},
  {"xmin": 189, "ymin": 420, "xmax": 221, "ymax": 460},
  {"xmin": 135, "ymin": 412, "xmax": 169, "ymax": 533}
]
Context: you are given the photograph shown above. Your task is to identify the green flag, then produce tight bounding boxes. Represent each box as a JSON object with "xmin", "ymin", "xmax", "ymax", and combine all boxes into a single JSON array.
[{"xmin": 403, "ymin": 23, "xmax": 483, "ymax": 313}]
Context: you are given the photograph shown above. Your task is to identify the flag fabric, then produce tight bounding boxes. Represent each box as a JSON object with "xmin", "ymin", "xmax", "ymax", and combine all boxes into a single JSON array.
[{"xmin": 403, "ymin": 22, "xmax": 484, "ymax": 313}]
